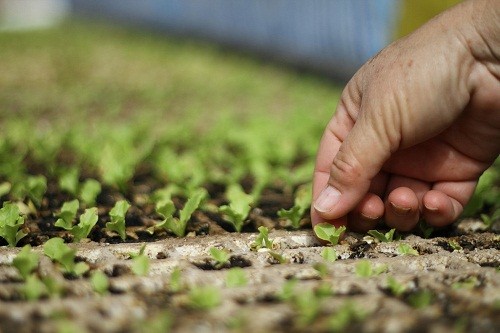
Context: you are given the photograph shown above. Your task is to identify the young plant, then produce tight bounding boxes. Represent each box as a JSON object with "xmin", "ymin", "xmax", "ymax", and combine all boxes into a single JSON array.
[
  {"xmin": 225, "ymin": 267, "xmax": 248, "ymax": 287},
  {"xmin": 367, "ymin": 228, "xmax": 397, "ymax": 243},
  {"xmin": 269, "ymin": 251, "xmax": 288, "ymax": 264},
  {"xmin": 71, "ymin": 207, "xmax": 99, "ymax": 242},
  {"xmin": 90, "ymin": 270, "xmax": 110, "ymax": 295},
  {"xmin": 277, "ymin": 184, "xmax": 312, "ymax": 229},
  {"xmin": 58, "ymin": 167, "xmax": 79, "ymax": 195},
  {"xmin": 105, "ymin": 200, "xmax": 131, "ymax": 240},
  {"xmin": 313, "ymin": 223, "xmax": 346, "ymax": 246},
  {"xmin": 355, "ymin": 260, "xmax": 388, "ymax": 278},
  {"xmin": 169, "ymin": 267, "xmax": 184, "ymax": 293},
  {"xmin": 328, "ymin": 302, "xmax": 367, "ymax": 333},
  {"xmin": 20, "ymin": 274, "xmax": 47, "ymax": 301},
  {"xmin": 278, "ymin": 279, "xmax": 298, "ymax": 302},
  {"xmin": 448, "ymin": 239, "xmax": 462, "ymax": 252},
  {"xmin": 188, "ymin": 285, "xmax": 222, "ymax": 310},
  {"xmin": 26, "ymin": 175, "xmax": 47, "ymax": 207},
  {"xmin": 386, "ymin": 276, "xmax": 407, "ymax": 297},
  {"xmin": 209, "ymin": 247, "xmax": 230, "ymax": 269},
  {"xmin": 130, "ymin": 244, "xmax": 150, "ymax": 276},
  {"xmin": 79, "ymin": 179, "xmax": 101, "ymax": 207},
  {"xmin": 250, "ymin": 226, "xmax": 273, "ymax": 251},
  {"xmin": 397, "ymin": 243, "xmax": 419, "ymax": 256},
  {"xmin": 0, "ymin": 202, "xmax": 27, "ymax": 247},
  {"xmin": 0, "ymin": 181, "xmax": 11, "ymax": 197},
  {"xmin": 43, "ymin": 237, "xmax": 89, "ymax": 277},
  {"xmin": 219, "ymin": 184, "xmax": 254, "ymax": 232},
  {"xmin": 321, "ymin": 248, "xmax": 337, "ymax": 262},
  {"xmin": 151, "ymin": 188, "xmax": 207, "ymax": 237},
  {"xmin": 293, "ymin": 289, "xmax": 321, "ymax": 326},
  {"xmin": 419, "ymin": 220, "xmax": 434, "ymax": 238},
  {"xmin": 12, "ymin": 244, "xmax": 39, "ymax": 280},
  {"xmin": 54, "ymin": 199, "xmax": 79, "ymax": 230}
]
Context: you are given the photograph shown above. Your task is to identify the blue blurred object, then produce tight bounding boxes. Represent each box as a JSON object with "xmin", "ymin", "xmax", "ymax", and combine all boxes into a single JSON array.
[{"xmin": 71, "ymin": 0, "xmax": 399, "ymax": 81}]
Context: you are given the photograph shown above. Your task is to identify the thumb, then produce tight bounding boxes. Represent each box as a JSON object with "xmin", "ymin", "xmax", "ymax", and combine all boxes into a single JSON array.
[{"xmin": 313, "ymin": 110, "xmax": 396, "ymax": 220}]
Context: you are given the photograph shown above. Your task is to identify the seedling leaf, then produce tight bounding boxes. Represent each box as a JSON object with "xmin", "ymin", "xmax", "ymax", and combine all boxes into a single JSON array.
[
  {"xmin": 188, "ymin": 286, "xmax": 221, "ymax": 310},
  {"xmin": 250, "ymin": 226, "xmax": 273, "ymax": 250},
  {"xmin": 0, "ymin": 202, "xmax": 26, "ymax": 247},
  {"xmin": 313, "ymin": 223, "xmax": 346, "ymax": 245},
  {"xmin": 130, "ymin": 244, "xmax": 149, "ymax": 276},
  {"xmin": 79, "ymin": 179, "xmax": 101, "ymax": 206},
  {"xmin": 72, "ymin": 207, "xmax": 98, "ymax": 242},
  {"xmin": 397, "ymin": 243, "xmax": 419, "ymax": 256},
  {"xmin": 367, "ymin": 228, "xmax": 396, "ymax": 243},
  {"xmin": 226, "ymin": 267, "xmax": 248, "ymax": 287},
  {"xmin": 12, "ymin": 245, "xmax": 39, "ymax": 280},
  {"xmin": 209, "ymin": 247, "xmax": 230, "ymax": 268},
  {"xmin": 91, "ymin": 270, "xmax": 109, "ymax": 295},
  {"xmin": 106, "ymin": 200, "xmax": 130, "ymax": 240},
  {"xmin": 54, "ymin": 199, "xmax": 79, "ymax": 230},
  {"xmin": 321, "ymin": 248, "xmax": 337, "ymax": 262},
  {"xmin": 219, "ymin": 184, "xmax": 253, "ymax": 232}
]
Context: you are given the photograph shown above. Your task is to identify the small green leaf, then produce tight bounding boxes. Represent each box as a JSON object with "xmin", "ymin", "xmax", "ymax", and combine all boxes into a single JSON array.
[
  {"xmin": 397, "ymin": 243, "xmax": 419, "ymax": 256},
  {"xmin": 72, "ymin": 207, "xmax": 98, "ymax": 242},
  {"xmin": 91, "ymin": 270, "xmax": 109, "ymax": 295},
  {"xmin": 26, "ymin": 175, "xmax": 47, "ymax": 207},
  {"xmin": 321, "ymin": 248, "xmax": 337, "ymax": 262},
  {"xmin": 79, "ymin": 179, "xmax": 101, "ymax": 206},
  {"xmin": 21, "ymin": 274, "xmax": 47, "ymax": 301},
  {"xmin": 105, "ymin": 200, "xmax": 130, "ymax": 240},
  {"xmin": 355, "ymin": 260, "xmax": 373, "ymax": 278},
  {"xmin": 226, "ymin": 267, "xmax": 248, "ymax": 287},
  {"xmin": 169, "ymin": 267, "xmax": 183, "ymax": 293},
  {"xmin": 387, "ymin": 276, "xmax": 406, "ymax": 297},
  {"xmin": 0, "ymin": 202, "xmax": 26, "ymax": 247},
  {"xmin": 58, "ymin": 167, "xmax": 79, "ymax": 195},
  {"xmin": 156, "ymin": 200, "xmax": 175, "ymax": 219},
  {"xmin": 313, "ymin": 223, "xmax": 346, "ymax": 245},
  {"xmin": 250, "ymin": 226, "xmax": 273, "ymax": 250},
  {"xmin": 130, "ymin": 244, "xmax": 149, "ymax": 276},
  {"xmin": 179, "ymin": 188, "xmax": 207, "ymax": 223},
  {"xmin": 12, "ymin": 245, "xmax": 39, "ymax": 280},
  {"xmin": 43, "ymin": 237, "xmax": 87, "ymax": 276},
  {"xmin": 0, "ymin": 182, "xmax": 11, "ymax": 197},
  {"xmin": 209, "ymin": 247, "xmax": 230, "ymax": 268},
  {"xmin": 54, "ymin": 199, "xmax": 79, "ymax": 230},
  {"xmin": 188, "ymin": 286, "xmax": 221, "ymax": 310},
  {"xmin": 219, "ymin": 184, "xmax": 253, "ymax": 232}
]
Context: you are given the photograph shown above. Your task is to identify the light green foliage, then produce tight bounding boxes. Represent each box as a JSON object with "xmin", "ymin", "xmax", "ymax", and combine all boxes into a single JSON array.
[
  {"xmin": 408, "ymin": 290, "xmax": 433, "ymax": 309},
  {"xmin": 293, "ymin": 289, "xmax": 321, "ymax": 326},
  {"xmin": 209, "ymin": 247, "xmax": 231, "ymax": 268},
  {"xmin": 12, "ymin": 244, "xmax": 39, "ymax": 280},
  {"xmin": 278, "ymin": 279, "xmax": 298, "ymax": 301},
  {"xmin": 152, "ymin": 188, "xmax": 206, "ymax": 237},
  {"xmin": 43, "ymin": 237, "xmax": 89, "ymax": 276},
  {"xmin": 169, "ymin": 267, "xmax": 183, "ymax": 293},
  {"xmin": 79, "ymin": 179, "xmax": 101, "ymax": 207},
  {"xmin": 58, "ymin": 167, "xmax": 79, "ymax": 195},
  {"xmin": 54, "ymin": 199, "xmax": 79, "ymax": 230},
  {"xmin": 0, "ymin": 202, "xmax": 26, "ymax": 247},
  {"xmin": 90, "ymin": 270, "xmax": 109, "ymax": 295},
  {"xmin": 21, "ymin": 274, "xmax": 47, "ymax": 301},
  {"xmin": 386, "ymin": 276, "xmax": 406, "ymax": 297},
  {"xmin": 462, "ymin": 164, "xmax": 500, "ymax": 219},
  {"xmin": 328, "ymin": 302, "xmax": 367, "ymax": 332},
  {"xmin": 130, "ymin": 244, "xmax": 149, "ymax": 276},
  {"xmin": 72, "ymin": 207, "xmax": 99, "ymax": 242},
  {"xmin": 25, "ymin": 175, "xmax": 47, "ymax": 207},
  {"xmin": 448, "ymin": 240, "xmax": 462, "ymax": 252},
  {"xmin": 367, "ymin": 229, "xmax": 397, "ymax": 243},
  {"xmin": 313, "ymin": 223, "xmax": 346, "ymax": 246},
  {"xmin": 105, "ymin": 200, "xmax": 130, "ymax": 240},
  {"xmin": 321, "ymin": 248, "xmax": 337, "ymax": 262},
  {"xmin": 219, "ymin": 184, "xmax": 254, "ymax": 232},
  {"xmin": 277, "ymin": 184, "xmax": 312, "ymax": 229},
  {"xmin": 0, "ymin": 182, "xmax": 11, "ymax": 197},
  {"xmin": 313, "ymin": 262, "xmax": 328, "ymax": 278},
  {"xmin": 355, "ymin": 260, "xmax": 388, "ymax": 278},
  {"xmin": 250, "ymin": 226, "xmax": 273, "ymax": 251},
  {"xmin": 397, "ymin": 243, "xmax": 419, "ymax": 256},
  {"xmin": 188, "ymin": 286, "xmax": 222, "ymax": 310},
  {"xmin": 226, "ymin": 267, "xmax": 248, "ymax": 287},
  {"xmin": 269, "ymin": 251, "xmax": 288, "ymax": 264}
]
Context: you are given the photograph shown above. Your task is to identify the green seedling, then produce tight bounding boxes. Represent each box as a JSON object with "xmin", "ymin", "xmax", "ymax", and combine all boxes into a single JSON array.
[
  {"xmin": 54, "ymin": 199, "xmax": 79, "ymax": 230},
  {"xmin": 169, "ymin": 267, "xmax": 183, "ymax": 293},
  {"xmin": 26, "ymin": 175, "xmax": 47, "ymax": 207},
  {"xmin": 58, "ymin": 167, "xmax": 79, "ymax": 195},
  {"xmin": 188, "ymin": 286, "xmax": 222, "ymax": 310},
  {"xmin": 105, "ymin": 200, "xmax": 130, "ymax": 240},
  {"xmin": 448, "ymin": 240, "xmax": 462, "ymax": 252},
  {"xmin": 313, "ymin": 262, "xmax": 328, "ymax": 279},
  {"xmin": 397, "ymin": 243, "xmax": 419, "ymax": 256},
  {"xmin": 278, "ymin": 279, "xmax": 298, "ymax": 302},
  {"xmin": 313, "ymin": 223, "xmax": 346, "ymax": 246},
  {"xmin": 130, "ymin": 244, "xmax": 149, "ymax": 276},
  {"xmin": 419, "ymin": 220, "xmax": 434, "ymax": 238},
  {"xmin": 43, "ymin": 237, "xmax": 89, "ymax": 277},
  {"xmin": 407, "ymin": 290, "xmax": 433, "ymax": 309},
  {"xmin": 328, "ymin": 302, "xmax": 367, "ymax": 333},
  {"xmin": 321, "ymin": 248, "xmax": 337, "ymax": 262},
  {"xmin": 386, "ymin": 276, "xmax": 406, "ymax": 297},
  {"xmin": 209, "ymin": 247, "xmax": 230, "ymax": 269},
  {"xmin": 21, "ymin": 274, "xmax": 47, "ymax": 301},
  {"xmin": 42, "ymin": 275, "xmax": 63, "ymax": 297},
  {"xmin": 226, "ymin": 267, "xmax": 248, "ymax": 287},
  {"xmin": 293, "ymin": 289, "xmax": 321, "ymax": 326},
  {"xmin": 367, "ymin": 228, "xmax": 397, "ymax": 243},
  {"xmin": 0, "ymin": 181, "xmax": 11, "ymax": 197},
  {"xmin": 355, "ymin": 260, "xmax": 388, "ymax": 277},
  {"xmin": 250, "ymin": 226, "xmax": 274, "ymax": 251},
  {"xmin": 79, "ymin": 179, "xmax": 101, "ymax": 206},
  {"xmin": 269, "ymin": 251, "xmax": 288, "ymax": 264},
  {"xmin": 277, "ymin": 184, "xmax": 312, "ymax": 229},
  {"xmin": 0, "ymin": 202, "xmax": 27, "ymax": 247},
  {"xmin": 71, "ymin": 207, "xmax": 99, "ymax": 242},
  {"xmin": 219, "ymin": 184, "xmax": 254, "ymax": 232},
  {"xmin": 151, "ymin": 188, "xmax": 207, "ymax": 237},
  {"xmin": 90, "ymin": 270, "xmax": 109, "ymax": 295},
  {"xmin": 12, "ymin": 244, "xmax": 39, "ymax": 280}
]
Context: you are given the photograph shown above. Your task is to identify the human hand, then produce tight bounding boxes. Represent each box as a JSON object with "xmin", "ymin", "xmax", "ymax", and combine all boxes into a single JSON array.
[{"xmin": 312, "ymin": 0, "xmax": 500, "ymax": 233}]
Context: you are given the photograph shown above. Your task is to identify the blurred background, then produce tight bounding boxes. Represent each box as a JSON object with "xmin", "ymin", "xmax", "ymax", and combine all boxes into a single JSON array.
[{"xmin": 0, "ymin": 0, "xmax": 459, "ymax": 81}]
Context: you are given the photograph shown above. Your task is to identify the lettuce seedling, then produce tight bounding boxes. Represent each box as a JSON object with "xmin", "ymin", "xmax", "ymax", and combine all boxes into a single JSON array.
[
  {"xmin": 12, "ymin": 244, "xmax": 39, "ymax": 280},
  {"xmin": 313, "ymin": 223, "xmax": 346, "ymax": 246},
  {"xmin": 397, "ymin": 243, "xmax": 419, "ymax": 256},
  {"xmin": 26, "ymin": 175, "xmax": 47, "ymax": 207},
  {"xmin": 105, "ymin": 200, "xmax": 130, "ymax": 240},
  {"xmin": 79, "ymin": 179, "xmax": 101, "ymax": 207},
  {"xmin": 188, "ymin": 285, "xmax": 222, "ymax": 310},
  {"xmin": 321, "ymin": 248, "xmax": 337, "ymax": 262},
  {"xmin": 21, "ymin": 274, "xmax": 47, "ymax": 301},
  {"xmin": 293, "ymin": 289, "xmax": 321, "ymax": 326},
  {"xmin": 209, "ymin": 247, "xmax": 231, "ymax": 268},
  {"xmin": 0, "ymin": 181, "xmax": 11, "ymax": 197},
  {"xmin": 367, "ymin": 229, "xmax": 397, "ymax": 243},
  {"xmin": 54, "ymin": 199, "xmax": 79, "ymax": 230},
  {"xmin": 355, "ymin": 260, "xmax": 388, "ymax": 278},
  {"xmin": 419, "ymin": 220, "xmax": 434, "ymax": 238},
  {"xmin": 0, "ymin": 202, "xmax": 27, "ymax": 247},
  {"xmin": 386, "ymin": 276, "xmax": 406, "ymax": 297},
  {"xmin": 328, "ymin": 302, "xmax": 367, "ymax": 333},
  {"xmin": 71, "ymin": 207, "xmax": 99, "ymax": 242},
  {"xmin": 225, "ymin": 267, "xmax": 248, "ymax": 288},
  {"xmin": 90, "ymin": 270, "xmax": 109, "ymax": 295},
  {"xmin": 250, "ymin": 226, "xmax": 273, "ymax": 251},
  {"xmin": 277, "ymin": 184, "xmax": 312, "ymax": 229},
  {"xmin": 219, "ymin": 184, "xmax": 254, "ymax": 232},
  {"xmin": 43, "ymin": 237, "xmax": 89, "ymax": 277},
  {"xmin": 130, "ymin": 244, "xmax": 149, "ymax": 276},
  {"xmin": 152, "ymin": 188, "xmax": 207, "ymax": 237},
  {"xmin": 58, "ymin": 167, "xmax": 79, "ymax": 195},
  {"xmin": 169, "ymin": 267, "xmax": 184, "ymax": 293}
]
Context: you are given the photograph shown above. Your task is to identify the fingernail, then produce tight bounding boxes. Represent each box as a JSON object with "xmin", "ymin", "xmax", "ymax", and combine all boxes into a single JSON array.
[
  {"xmin": 360, "ymin": 213, "xmax": 380, "ymax": 222},
  {"xmin": 314, "ymin": 186, "xmax": 341, "ymax": 213},
  {"xmin": 390, "ymin": 202, "xmax": 411, "ymax": 216},
  {"xmin": 424, "ymin": 203, "xmax": 439, "ymax": 212}
]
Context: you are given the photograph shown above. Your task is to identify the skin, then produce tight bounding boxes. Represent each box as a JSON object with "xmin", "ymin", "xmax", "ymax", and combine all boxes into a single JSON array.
[{"xmin": 312, "ymin": 0, "xmax": 500, "ymax": 233}]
